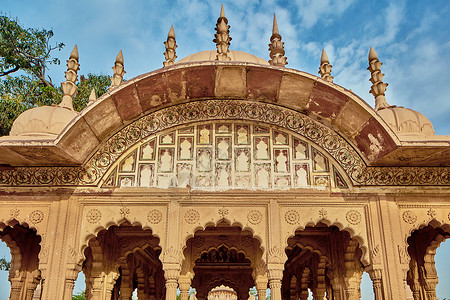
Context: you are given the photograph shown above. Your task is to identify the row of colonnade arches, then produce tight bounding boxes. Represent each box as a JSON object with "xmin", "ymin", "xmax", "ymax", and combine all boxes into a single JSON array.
[{"xmin": 0, "ymin": 220, "xmax": 449, "ymax": 299}]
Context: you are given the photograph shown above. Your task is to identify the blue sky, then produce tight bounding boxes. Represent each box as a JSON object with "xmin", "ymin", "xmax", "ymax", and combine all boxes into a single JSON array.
[
  {"xmin": 1, "ymin": 0, "xmax": 449, "ymax": 298},
  {"xmin": 1, "ymin": 0, "xmax": 450, "ymax": 134}
]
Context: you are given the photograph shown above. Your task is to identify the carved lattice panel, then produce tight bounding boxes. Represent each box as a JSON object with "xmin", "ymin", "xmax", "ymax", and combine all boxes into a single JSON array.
[{"xmin": 102, "ymin": 122, "xmax": 349, "ymax": 190}]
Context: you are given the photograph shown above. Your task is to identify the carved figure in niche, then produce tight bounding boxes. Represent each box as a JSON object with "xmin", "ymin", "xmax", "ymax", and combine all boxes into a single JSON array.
[
  {"xmin": 140, "ymin": 165, "xmax": 152, "ymax": 187},
  {"xmin": 180, "ymin": 138, "xmax": 192, "ymax": 160},
  {"xmin": 296, "ymin": 167, "xmax": 308, "ymax": 186},
  {"xmin": 218, "ymin": 124, "xmax": 229, "ymax": 132},
  {"xmin": 236, "ymin": 176, "xmax": 249, "ymax": 187},
  {"xmin": 197, "ymin": 176, "xmax": 211, "ymax": 187},
  {"xmin": 315, "ymin": 176, "xmax": 329, "ymax": 186},
  {"xmin": 217, "ymin": 166, "xmax": 229, "ymax": 187},
  {"xmin": 218, "ymin": 138, "xmax": 229, "ymax": 159},
  {"xmin": 276, "ymin": 151, "xmax": 288, "ymax": 172},
  {"xmin": 237, "ymin": 126, "xmax": 248, "ymax": 144},
  {"xmin": 160, "ymin": 150, "xmax": 173, "ymax": 172},
  {"xmin": 122, "ymin": 155, "xmax": 134, "ymax": 171},
  {"xmin": 236, "ymin": 151, "xmax": 249, "ymax": 171},
  {"xmin": 198, "ymin": 150, "xmax": 211, "ymax": 171},
  {"xmin": 256, "ymin": 167, "xmax": 269, "ymax": 188},
  {"xmin": 162, "ymin": 134, "xmax": 173, "ymax": 144},
  {"xmin": 177, "ymin": 166, "xmax": 190, "ymax": 187},
  {"xmin": 142, "ymin": 143, "xmax": 154, "ymax": 159},
  {"xmin": 295, "ymin": 142, "xmax": 307, "ymax": 159},
  {"xmin": 120, "ymin": 177, "xmax": 133, "ymax": 187},
  {"xmin": 275, "ymin": 133, "xmax": 287, "ymax": 144},
  {"xmin": 314, "ymin": 153, "xmax": 327, "ymax": 171},
  {"xmin": 200, "ymin": 126, "xmax": 210, "ymax": 144},
  {"xmin": 277, "ymin": 177, "xmax": 289, "ymax": 187},
  {"xmin": 256, "ymin": 140, "xmax": 268, "ymax": 159}
]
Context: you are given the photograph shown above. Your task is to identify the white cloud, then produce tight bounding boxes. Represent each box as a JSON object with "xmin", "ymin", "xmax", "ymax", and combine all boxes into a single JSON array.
[{"xmin": 294, "ymin": 0, "xmax": 356, "ymax": 28}]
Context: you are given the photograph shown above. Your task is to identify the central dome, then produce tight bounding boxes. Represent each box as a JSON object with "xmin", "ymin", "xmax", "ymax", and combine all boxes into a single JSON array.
[{"xmin": 177, "ymin": 50, "xmax": 269, "ymax": 65}]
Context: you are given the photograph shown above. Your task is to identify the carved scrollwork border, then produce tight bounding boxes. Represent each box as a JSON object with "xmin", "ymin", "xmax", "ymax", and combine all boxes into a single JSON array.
[{"xmin": 0, "ymin": 100, "xmax": 448, "ymax": 187}]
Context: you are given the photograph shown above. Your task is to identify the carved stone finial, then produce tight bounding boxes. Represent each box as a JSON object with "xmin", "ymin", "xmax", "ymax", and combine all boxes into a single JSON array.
[
  {"xmin": 319, "ymin": 49, "xmax": 333, "ymax": 82},
  {"xmin": 214, "ymin": 5, "xmax": 231, "ymax": 61},
  {"xmin": 163, "ymin": 25, "xmax": 177, "ymax": 67},
  {"xmin": 110, "ymin": 50, "xmax": 126, "ymax": 89},
  {"xmin": 59, "ymin": 45, "xmax": 79, "ymax": 110},
  {"xmin": 367, "ymin": 47, "xmax": 390, "ymax": 111},
  {"xmin": 268, "ymin": 14, "xmax": 287, "ymax": 67},
  {"xmin": 220, "ymin": 4, "xmax": 225, "ymax": 18},
  {"xmin": 88, "ymin": 88, "xmax": 97, "ymax": 104}
]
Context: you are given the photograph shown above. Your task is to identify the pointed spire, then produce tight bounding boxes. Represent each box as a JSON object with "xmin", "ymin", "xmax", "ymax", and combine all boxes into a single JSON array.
[
  {"xmin": 272, "ymin": 13, "xmax": 279, "ymax": 35},
  {"xmin": 220, "ymin": 4, "xmax": 225, "ymax": 18},
  {"xmin": 164, "ymin": 25, "xmax": 178, "ymax": 67},
  {"xmin": 168, "ymin": 24, "xmax": 175, "ymax": 39},
  {"xmin": 59, "ymin": 45, "xmax": 79, "ymax": 110},
  {"xmin": 214, "ymin": 4, "xmax": 231, "ymax": 61},
  {"xmin": 110, "ymin": 50, "xmax": 126, "ymax": 89},
  {"xmin": 88, "ymin": 88, "xmax": 97, "ymax": 104},
  {"xmin": 367, "ymin": 47, "xmax": 391, "ymax": 111},
  {"xmin": 368, "ymin": 46, "xmax": 378, "ymax": 61},
  {"xmin": 268, "ymin": 14, "xmax": 287, "ymax": 67},
  {"xmin": 318, "ymin": 49, "xmax": 333, "ymax": 82},
  {"xmin": 69, "ymin": 45, "xmax": 79, "ymax": 60}
]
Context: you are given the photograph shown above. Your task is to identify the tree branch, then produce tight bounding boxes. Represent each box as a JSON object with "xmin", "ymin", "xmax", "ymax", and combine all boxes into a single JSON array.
[{"xmin": 0, "ymin": 66, "xmax": 20, "ymax": 76}]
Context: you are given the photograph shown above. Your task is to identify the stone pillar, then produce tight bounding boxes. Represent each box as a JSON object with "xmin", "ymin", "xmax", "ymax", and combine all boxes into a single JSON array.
[
  {"xmin": 179, "ymin": 275, "xmax": 192, "ymax": 300},
  {"xmin": 268, "ymin": 265, "xmax": 283, "ymax": 300},
  {"xmin": 9, "ymin": 274, "xmax": 23, "ymax": 300},
  {"xmin": 164, "ymin": 266, "xmax": 180, "ymax": 300},
  {"xmin": 163, "ymin": 200, "xmax": 181, "ymax": 300},
  {"xmin": 255, "ymin": 275, "xmax": 268, "ymax": 300},
  {"xmin": 368, "ymin": 268, "xmax": 383, "ymax": 300},
  {"xmin": 63, "ymin": 265, "xmax": 82, "ymax": 300},
  {"xmin": 313, "ymin": 257, "xmax": 326, "ymax": 300},
  {"xmin": 373, "ymin": 196, "xmax": 408, "ymax": 299}
]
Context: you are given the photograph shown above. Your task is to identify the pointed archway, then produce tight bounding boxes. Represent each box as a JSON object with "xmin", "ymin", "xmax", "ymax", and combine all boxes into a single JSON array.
[
  {"xmin": 82, "ymin": 221, "xmax": 165, "ymax": 300},
  {"xmin": 283, "ymin": 223, "xmax": 365, "ymax": 300},
  {"xmin": 406, "ymin": 222, "xmax": 450, "ymax": 300},
  {"xmin": 0, "ymin": 222, "xmax": 41, "ymax": 300},
  {"xmin": 181, "ymin": 221, "xmax": 265, "ymax": 300}
]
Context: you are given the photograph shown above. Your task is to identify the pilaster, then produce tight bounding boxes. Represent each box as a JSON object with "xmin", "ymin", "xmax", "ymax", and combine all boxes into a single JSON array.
[{"xmin": 376, "ymin": 195, "xmax": 407, "ymax": 299}]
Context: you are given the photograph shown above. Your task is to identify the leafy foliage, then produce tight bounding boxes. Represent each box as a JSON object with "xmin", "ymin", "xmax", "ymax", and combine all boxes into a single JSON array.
[
  {"xmin": 0, "ymin": 14, "xmax": 111, "ymax": 137},
  {"xmin": 0, "ymin": 257, "xmax": 11, "ymax": 271},
  {"xmin": 72, "ymin": 290, "xmax": 85, "ymax": 300},
  {"xmin": 0, "ymin": 15, "xmax": 64, "ymax": 86}
]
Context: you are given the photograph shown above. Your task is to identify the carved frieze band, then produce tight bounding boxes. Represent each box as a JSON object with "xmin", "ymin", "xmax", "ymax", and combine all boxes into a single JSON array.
[{"xmin": 0, "ymin": 100, "xmax": 448, "ymax": 186}]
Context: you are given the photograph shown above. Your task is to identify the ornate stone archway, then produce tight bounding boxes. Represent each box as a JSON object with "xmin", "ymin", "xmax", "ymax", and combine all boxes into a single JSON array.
[
  {"xmin": 0, "ymin": 223, "xmax": 41, "ymax": 300},
  {"xmin": 181, "ymin": 221, "xmax": 265, "ymax": 300},
  {"xmin": 82, "ymin": 222, "xmax": 164, "ymax": 300}
]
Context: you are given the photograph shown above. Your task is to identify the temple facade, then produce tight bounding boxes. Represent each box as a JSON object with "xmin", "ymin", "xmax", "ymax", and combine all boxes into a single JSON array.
[{"xmin": 0, "ymin": 6, "xmax": 449, "ymax": 300}]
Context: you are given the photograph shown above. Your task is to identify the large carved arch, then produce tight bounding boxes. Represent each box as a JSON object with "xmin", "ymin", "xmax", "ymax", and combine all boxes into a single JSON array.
[{"xmin": 1, "ymin": 62, "xmax": 447, "ymax": 187}]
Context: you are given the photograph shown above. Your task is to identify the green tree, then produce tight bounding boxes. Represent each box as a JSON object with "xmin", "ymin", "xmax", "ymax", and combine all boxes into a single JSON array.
[
  {"xmin": 0, "ymin": 15, "xmax": 111, "ymax": 136},
  {"xmin": 72, "ymin": 290, "xmax": 85, "ymax": 300},
  {"xmin": 0, "ymin": 15, "xmax": 63, "ymax": 86},
  {"xmin": 0, "ymin": 257, "xmax": 11, "ymax": 271}
]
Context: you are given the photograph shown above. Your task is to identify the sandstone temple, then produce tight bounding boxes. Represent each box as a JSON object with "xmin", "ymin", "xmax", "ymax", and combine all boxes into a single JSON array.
[{"xmin": 0, "ymin": 6, "xmax": 449, "ymax": 300}]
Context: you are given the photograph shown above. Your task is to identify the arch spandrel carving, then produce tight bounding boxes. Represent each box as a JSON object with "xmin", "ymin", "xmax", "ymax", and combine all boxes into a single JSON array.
[
  {"xmin": 0, "ymin": 99, "xmax": 448, "ymax": 187},
  {"xmin": 78, "ymin": 206, "xmax": 168, "ymax": 265},
  {"xmin": 98, "ymin": 117, "xmax": 351, "ymax": 190},
  {"xmin": 280, "ymin": 207, "xmax": 370, "ymax": 266}
]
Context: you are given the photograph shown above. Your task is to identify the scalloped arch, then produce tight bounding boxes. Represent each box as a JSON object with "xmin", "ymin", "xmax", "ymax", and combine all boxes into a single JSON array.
[
  {"xmin": 287, "ymin": 219, "xmax": 369, "ymax": 266},
  {"xmin": 78, "ymin": 220, "xmax": 163, "ymax": 265}
]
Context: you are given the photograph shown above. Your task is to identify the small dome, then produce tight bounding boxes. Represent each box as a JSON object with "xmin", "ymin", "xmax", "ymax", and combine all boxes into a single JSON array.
[
  {"xmin": 377, "ymin": 106, "xmax": 435, "ymax": 136},
  {"xmin": 178, "ymin": 50, "xmax": 269, "ymax": 65},
  {"xmin": 10, "ymin": 105, "xmax": 78, "ymax": 137}
]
